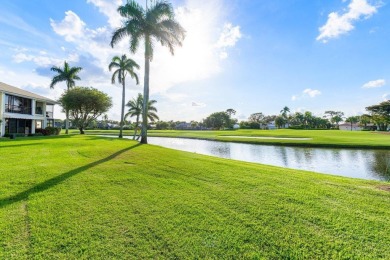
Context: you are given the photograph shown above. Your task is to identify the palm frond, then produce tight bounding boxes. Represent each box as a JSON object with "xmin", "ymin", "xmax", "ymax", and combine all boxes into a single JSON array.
[{"xmin": 118, "ymin": 1, "xmax": 144, "ymax": 20}]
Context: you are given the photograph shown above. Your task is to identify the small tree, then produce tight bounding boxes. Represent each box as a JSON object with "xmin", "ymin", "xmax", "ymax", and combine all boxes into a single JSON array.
[
  {"xmin": 345, "ymin": 116, "xmax": 360, "ymax": 131},
  {"xmin": 59, "ymin": 87, "xmax": 112, "ymax": 134},
  {"xmin": 366, "ymin": 101, "xmax": 390, "ymax": 131},
  {"xmin": 203, "ymin": 112, "xmax": 230, "ymax": 129}
]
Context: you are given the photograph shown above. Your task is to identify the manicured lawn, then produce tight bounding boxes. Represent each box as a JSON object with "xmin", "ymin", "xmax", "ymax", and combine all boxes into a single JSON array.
[
  {"xmin": 1, "ymin": 135, "xmax": 389, "ymax": 258},
  {"xmin": 72, "ymin": 129, "xmax": 390, "ymax": 149}
]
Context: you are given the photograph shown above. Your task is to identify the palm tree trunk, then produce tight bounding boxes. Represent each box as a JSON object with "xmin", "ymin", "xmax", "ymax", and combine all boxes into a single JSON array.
[
  {"xmin": 119, "ymin": 76, "xmax": 125, "ymax": 138},
  {"xmin": 141, "ymin": 40, "xmax": 150, "ymax": 144},
  {"xmin": 65, "ymin": 83, "xmax": 71, "ymax": 134},
  {"xmin": 65, "ymin": 110, "xmax": 69, "ymax": 134},
  {"xmin": 133, "ymin": 114, "xmax": 139, "ymax": 140}
]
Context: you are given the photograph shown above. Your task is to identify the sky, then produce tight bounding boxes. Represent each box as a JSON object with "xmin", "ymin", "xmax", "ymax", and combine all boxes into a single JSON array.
[{"xmin": 0, "ymin": 0, "xmax": 389, "ymax": 122}]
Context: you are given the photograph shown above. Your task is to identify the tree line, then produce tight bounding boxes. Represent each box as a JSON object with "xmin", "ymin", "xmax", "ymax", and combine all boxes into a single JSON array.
[{"xmin": 152, "ymin": 103, "xmax": 389, "ymax": 131}]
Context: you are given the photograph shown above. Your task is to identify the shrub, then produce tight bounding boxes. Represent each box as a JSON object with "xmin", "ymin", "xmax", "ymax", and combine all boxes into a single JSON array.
[{"xmin": 36, "ymin": 127, "xmax": 61, "ymax": 136}]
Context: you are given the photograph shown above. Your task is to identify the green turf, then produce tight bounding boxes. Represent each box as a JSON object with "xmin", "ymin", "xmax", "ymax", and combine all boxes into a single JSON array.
[
  {"xmin": 72, "ymin": 129, "xmax": 390, "ymax": 149},
  {"xmin": 1, "ymin": 135, "xmax": 389, "ymax": 259}
]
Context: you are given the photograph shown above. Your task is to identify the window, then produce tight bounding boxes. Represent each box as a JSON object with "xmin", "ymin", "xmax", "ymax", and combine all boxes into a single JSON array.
[
  {"xmin": 36, "ymin": 101, "xmax": 44, "ymax": 115},
  {"xmin": 36, "ymin": 120, "xmax": 43, "ymax": 129},
  {"xmin": 47, "ymin": 119, "xmax": 54, "ymax": 127},
  {"xmin": 46, "ymin": 104, "xmax": 54, "ymax": 118},
  {"xmin": 4, "ymin": 94, "xmax": 32, "ymax": 114}
]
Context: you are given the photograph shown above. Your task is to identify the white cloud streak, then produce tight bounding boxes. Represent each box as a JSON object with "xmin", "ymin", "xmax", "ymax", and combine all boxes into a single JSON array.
[
  {"xmin": 292, "ymin": 88, "xmax": 322, "ymax": 101},
  {"xmin": 362, "ymin": 79, "xmax": 386, "ymax": 88},
  {"xmin": 317, "ymin": 0, "xmax": 380, "ymax": 43}
]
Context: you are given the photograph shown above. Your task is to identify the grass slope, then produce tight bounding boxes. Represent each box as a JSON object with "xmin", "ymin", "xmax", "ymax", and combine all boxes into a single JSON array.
[
  {"xmin": 73, "ymin": 129, "xmax": 390, "ymax": 149},
  {"xmin": 0, "ymin": 135, "xmax": 389, "ymax": 259}
]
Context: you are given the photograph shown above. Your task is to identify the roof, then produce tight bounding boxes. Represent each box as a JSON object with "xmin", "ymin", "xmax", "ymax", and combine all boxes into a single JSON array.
[{"xmin": 0, "ymin": 82, "xmax": 57, "ymax": 104}]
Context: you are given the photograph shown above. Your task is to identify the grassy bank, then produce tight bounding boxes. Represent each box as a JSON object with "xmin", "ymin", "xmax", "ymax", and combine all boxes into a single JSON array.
[
  {"xmin": 0, "ymin": 135, "xmax": 389, "ymax": 258},
  {"xmin": 74, "ymin": 129, "xmax": 390, "ymax": 149}
]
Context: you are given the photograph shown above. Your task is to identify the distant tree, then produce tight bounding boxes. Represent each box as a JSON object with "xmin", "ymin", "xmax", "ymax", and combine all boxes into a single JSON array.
[
  {"xmin": 275, "ymin": 116, "xmax": 286, "ymax": 129},
  {"xmin": 111, "ymin": 0, "xmax": 186, "ymax": 144},
  {"xmin": 109, "ymin": 54, "xmax": 139, "ymax": 138},
  {"xmin": 249, "ymin": 112, "xmax": 265, "ymax": 128},
  {"xmin": 203, "ymin": 112, "xmax": 230, "ymax": 129},
  {"xmin": 325, "ymin": 111, "xmax": 344, "ymax": 128},
  {"xmin": 304, "ymin": 111, "xmax": 313, "ymax": 129},
  {"xmin": 226, "ymin": 109, "xmax": 236, "ymax": 117},
  {"xmin": 359, "ymin": 114, "xmax": 372, "ymax": 129},
  {"xmin": 50, "ymin": 61, "xmax": 82, "ymax": 134},
  {"xmin": 156, "ymin": 121, "xmax": 170, "ymax": 130},
  {"xmin": 59, "ymin": 87, "xmax": 112, "ymax": 134},
  {"xmin": 345, "ymin": 116, "xmax": 360, "ymax": 131},
  {"xmin": 190, "ymin": 121, "xmax": 199, "ymax": 129},
  {"xmin": 366, "ymin": 101, "xmax": 390, "ymax": 131}
]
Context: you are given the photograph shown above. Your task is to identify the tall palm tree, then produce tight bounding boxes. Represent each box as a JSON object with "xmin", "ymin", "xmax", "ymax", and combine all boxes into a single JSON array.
[
  {"xmin": 109, "ymin": 54, "xmax": 140, "ymax": 138},
  {"xmin": 50, "ymin": 61, "xmax": 82, "ymax": 134},
  {"xmin": 111, "ymin": 0, "xmax": 185, "ymax": 144},
  {"xmin": 125, "ymin": 93, "xmax": 159, "ymax": 140}
]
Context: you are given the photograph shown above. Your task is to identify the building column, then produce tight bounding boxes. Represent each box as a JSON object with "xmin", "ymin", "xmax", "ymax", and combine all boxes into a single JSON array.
[
  {"xmin": 31, "ymin": 120, "xmax": 36, "ymax": 134},
  {"xmin": 0, "ymin": 92, "xmax": 4, "ymax": 137}
]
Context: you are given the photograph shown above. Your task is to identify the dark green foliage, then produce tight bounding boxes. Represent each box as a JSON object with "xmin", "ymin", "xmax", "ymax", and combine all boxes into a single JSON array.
[
  {"xmin": 366, "ymin": 100, "xmax": 390, "ymax": 131},
  {"xmin": 203, "ymin": 111, "xmax": 231, "ymax": 129},
  {"xmin": 58, "ymin": 87, "xmax": 113, "ymax": 134}
]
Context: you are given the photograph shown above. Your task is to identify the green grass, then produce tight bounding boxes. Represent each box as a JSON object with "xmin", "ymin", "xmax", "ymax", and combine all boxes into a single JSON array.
[
  {"xmin": 72, "ymin": 129, "xmax": 390, "ymax": 149},
  {"xmin": 1, "ymin": 135, "xmax": 389, "ymax": 259}
]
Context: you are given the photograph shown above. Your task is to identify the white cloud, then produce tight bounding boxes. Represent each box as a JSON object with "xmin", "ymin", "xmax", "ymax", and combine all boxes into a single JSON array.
[
  {"xmin": 383, "ymin": 93, "xmax": 389, "ymax": 100},
  {"xmin": 216, "ymin": 23, "xmax": 242, "ymax": 59},
  {"xmin": 12, "ymin": 50, "xmax": 78, "ymax": 67},
  {"xmin": 86, "ymin": 0, "xmax": 123, "ymax": 28},
  {"xmin": 192, "ymin": 102, "xmax": 206, "ymax": 107},
  {"xmin": 50, "ymin": 11, "xmax": 86, "ymax": 42},
  {"xmin": 317, "ymin": 0, "xmax": 380, "ymax": 43},
  {"xmin": 362, "ymin": 79, "xmax": 386, "ymax": 88},
  {"xmin": 292, "ymin": 89, "xmax": 322, "ymax": 101},
  {"xmin": 303, "ymin": 88, "xmax": 322, "ymax": 98}
]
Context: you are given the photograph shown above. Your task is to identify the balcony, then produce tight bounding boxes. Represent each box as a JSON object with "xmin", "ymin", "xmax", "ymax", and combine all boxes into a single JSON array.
[{"xmin": 5, "ymin": 105, "xmax": 32, "ymax": 115}]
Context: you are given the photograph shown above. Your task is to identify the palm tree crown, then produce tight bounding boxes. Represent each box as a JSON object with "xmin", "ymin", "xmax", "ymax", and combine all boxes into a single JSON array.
[
  {"xmin": 109, "ymin": 54, "xmax": 140, "ymax": 85},
  {"xmin": 50, "ymin": 61, "xmax": 82, "ymax": 134},
  {"xmin": 111, "ymin": 0, "xmax": 185, "ymax": 144},
  {"xmin": 50, "ymin": 61, "xmax": 82, "ymax": 90},
  {"xmin": 125, "ymin": 93, "xmax": 159, "ymax": 140},
  {"xmin": 125, "ymin": 94, "xmax": 159, "ymax": 122}
]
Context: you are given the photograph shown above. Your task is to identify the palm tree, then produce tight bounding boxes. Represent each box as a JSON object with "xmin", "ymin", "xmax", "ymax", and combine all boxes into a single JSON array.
[
  {"xmin": 111, "ymin": 0, "xmax": 185, "ymax": 144},
  {"xmin": 109, "ymin": 54, "xmax": 140, "ymax": 138},
  {"xmin": 50, "ymin": 61, "xmax": 82, "ymax": 134},
  {"xmin": 125, "ymin": 93, "xmax": 159, "ymax": 140}
]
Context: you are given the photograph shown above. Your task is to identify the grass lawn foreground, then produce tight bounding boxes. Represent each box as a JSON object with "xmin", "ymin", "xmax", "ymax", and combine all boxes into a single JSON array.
[{"xmin": 0, "ymin": 135, "xmax": 389, "ymax": 258}]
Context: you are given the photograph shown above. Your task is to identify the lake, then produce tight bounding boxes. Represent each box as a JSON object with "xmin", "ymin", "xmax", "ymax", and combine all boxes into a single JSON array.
[{"xmin": 146, "ymin": 137, "xmax": 390, "ymax": 181}]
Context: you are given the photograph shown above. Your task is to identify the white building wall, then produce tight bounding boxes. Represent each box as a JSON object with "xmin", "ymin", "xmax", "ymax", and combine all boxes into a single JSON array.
[{"xmin": 0, "ymin": 92, "xmax": 4, "ymax": 136}]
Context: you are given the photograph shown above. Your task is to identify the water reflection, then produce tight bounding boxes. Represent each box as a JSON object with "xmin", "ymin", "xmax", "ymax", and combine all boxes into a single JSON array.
[{"xmin": 147, "ymin": 137, "xmax": 390, "ymax": 181}]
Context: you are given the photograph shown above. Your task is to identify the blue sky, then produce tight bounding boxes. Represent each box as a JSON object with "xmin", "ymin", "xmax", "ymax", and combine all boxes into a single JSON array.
[{"xmin": 0, "ymin": 0, "xmax": 389, "ymax": 121}]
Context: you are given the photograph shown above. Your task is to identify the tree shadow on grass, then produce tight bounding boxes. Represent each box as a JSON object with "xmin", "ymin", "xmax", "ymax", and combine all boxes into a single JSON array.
[
  {"xmin": 0, "ymin": 143, "xmax": 142, "ymax": 209},
  {"xmin": 0, "ymin": 143, "xmax": 44, "ymax": 149}
]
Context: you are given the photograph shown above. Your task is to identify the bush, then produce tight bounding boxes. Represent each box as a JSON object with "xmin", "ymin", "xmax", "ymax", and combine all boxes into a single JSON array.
[{"xmin": 36, "ymin": 127, "xmax": 61, "ymax": 136}]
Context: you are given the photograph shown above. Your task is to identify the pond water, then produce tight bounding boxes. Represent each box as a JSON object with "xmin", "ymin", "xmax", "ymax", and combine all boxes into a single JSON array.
[{"xmin": 146, "ymin": 137, "xmax": 390, "ymax": 181}]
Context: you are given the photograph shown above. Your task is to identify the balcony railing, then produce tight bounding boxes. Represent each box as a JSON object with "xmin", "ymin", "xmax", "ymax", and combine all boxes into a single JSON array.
[
  {"xmin": 46, "ymin": 112, "xmax": 54, "ymax": 118},
  {"xmin": 5, "ymin": 105, "xmax": 32, "ymax": 115}
]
